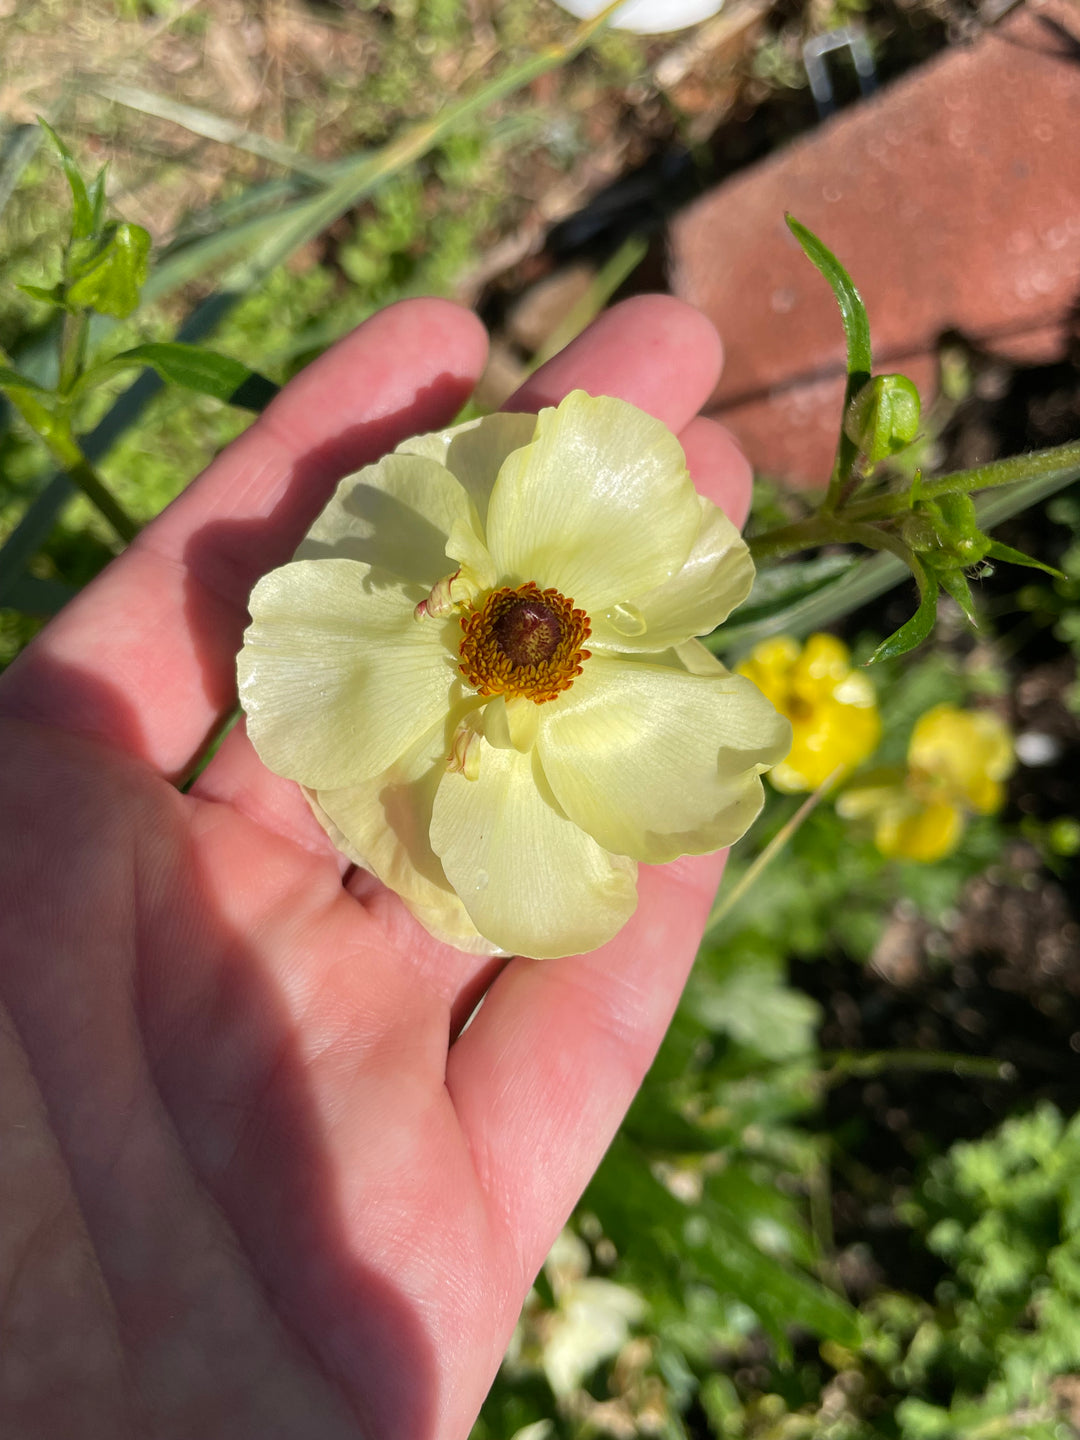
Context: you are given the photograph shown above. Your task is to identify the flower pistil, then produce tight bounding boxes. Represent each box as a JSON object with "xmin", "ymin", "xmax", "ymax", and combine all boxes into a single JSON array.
[{"xmin": 458, "ymin": 581, "xmax": 591, "ymax": 703}]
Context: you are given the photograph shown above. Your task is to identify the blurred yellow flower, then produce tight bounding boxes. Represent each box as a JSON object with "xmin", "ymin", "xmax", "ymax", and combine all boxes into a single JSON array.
[
  {"xmin": 837, "ymin": 703, "xmax": 1014, "ymax": 862},
  {"xmin": 736, "ymin": 633, "xmax": 880, "ymax": 793},
  {"xmin": 238, "ymin": 390, "xmax": 790, "ymax": 959}
]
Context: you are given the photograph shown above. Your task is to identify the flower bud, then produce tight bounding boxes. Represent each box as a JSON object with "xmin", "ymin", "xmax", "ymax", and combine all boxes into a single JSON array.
[{"xmin": 843, "ymin": 374, "xmax": 921, "ymax": 464}]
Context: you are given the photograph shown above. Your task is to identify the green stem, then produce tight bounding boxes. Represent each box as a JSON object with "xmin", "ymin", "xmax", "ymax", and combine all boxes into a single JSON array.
[
  {"xmin": 748, "ymin": 436, "xmax": 1080, "ymax": 564},
  {"xmin": 57, "ymin": 308, "xmax": 89, "ymax": 395},
  {"xmin": 844, "ymin": 438, "xmax": 1080, "ymax": 523},
  {"xmin": 818, "ymin": 1049, "xmax": 1015, "ymax": 1087},
  {"xmin": 704, "ymin": 769, "xmax": 842, "ymax": 936},
  {"xmin": 0, "ymin": 344, "xmax": 139, "ymax": 543},
  {"xmin": 747, "ymin": 513, "xmax": 839, "ymax": 563}
]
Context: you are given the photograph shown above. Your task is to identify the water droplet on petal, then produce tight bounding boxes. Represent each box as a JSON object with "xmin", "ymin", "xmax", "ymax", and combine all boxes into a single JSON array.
[
  {"xmin": 475, "ymin": 870, "xmax": 489, "ymax": 891},
  {"xmin": 605, "ymin": 602, "xmax": 647, "ymax": 637}
]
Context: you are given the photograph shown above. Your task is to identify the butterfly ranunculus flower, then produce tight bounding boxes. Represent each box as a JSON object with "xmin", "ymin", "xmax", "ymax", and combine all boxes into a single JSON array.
[
  {"xmin": 736, "ymin": 633, "xmax": 881, "ymax": 794},
  {"xmin": 837, "ymin": 703, "xmax": 1014, "ymax": 862},
  {"xmin": 237, "ymin": 390, "xmax": 791, "ymax": 959}
]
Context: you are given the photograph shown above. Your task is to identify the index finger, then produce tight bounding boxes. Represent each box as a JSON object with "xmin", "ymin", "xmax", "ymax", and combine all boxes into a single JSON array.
[{"xmin": 0, "ymin": 300, "xmax": 489, "ymax": 780}]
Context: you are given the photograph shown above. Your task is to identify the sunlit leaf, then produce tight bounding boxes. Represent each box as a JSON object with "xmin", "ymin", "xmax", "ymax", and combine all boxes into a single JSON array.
[
  {"xmin": 87, "ymin": 165, "xmax": 108, "ymax": 233},
  {"xmin": 84, "ymin": 342, "xmax": 279, "ymax": 411},
  {"xmin": 786, "ymin": 214, "xmax": 872, "ymax": 492},
  {"xmin": 0, "ymin": 366, "xmax": 54, "ymax": 402},
  {"xmin": 38, "ymin": 117, "xmax": 95, "ymax": 240},
  {"xmin": 67, "ymin": 222, "xmax": 151, "ymax": 318},
  {"xmin": 983, "ymin": 538, "xmax": 1066, "ymax": 581},
  {"xmin": 870, "ymin": 560, "xmax": 938, "ymax": 663},
  {"xmin": 16, "ymin": 281, "xmax": 67, "ymax": 309},
  {"xmin": 785, "ymin": 215, "xmax": 871, "ymax": 382}
]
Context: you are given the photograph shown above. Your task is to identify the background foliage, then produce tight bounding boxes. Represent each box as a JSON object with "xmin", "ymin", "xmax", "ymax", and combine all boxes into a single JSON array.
[{"xmin": 2, "ymin": 2, "xmax": 1079, "ymax": 1436}]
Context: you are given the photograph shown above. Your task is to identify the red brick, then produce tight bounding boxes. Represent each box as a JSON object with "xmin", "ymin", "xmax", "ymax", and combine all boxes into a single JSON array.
[{"xmin": 669, "ymin": 0, "xmax": 1080, "ymax": 484}]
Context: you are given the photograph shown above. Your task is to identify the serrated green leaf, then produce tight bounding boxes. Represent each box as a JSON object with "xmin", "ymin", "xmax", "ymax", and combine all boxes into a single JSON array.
[
  {"xmin": 38, "ymin": 118, "xmax": 95, "ymax": 240},
  {"xmin": 87, "ymin": 342, "xmax": 279, "ymax": 410},
  {"xmin": 67, "ymin": 222, "xmax": 151, "ymax": 318},
  {"xmin": 983, "ymin": 538, "xmax": 1066, "ymax": 582},
  {"xmin": 870, "ymin": 561, "xmax": 938, "ymax": 663}
]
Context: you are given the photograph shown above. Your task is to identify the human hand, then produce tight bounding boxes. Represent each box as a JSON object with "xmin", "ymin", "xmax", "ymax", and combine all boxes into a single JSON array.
[{"xmin": 0, "ymin": 295, "xmax": 752, "ymax": 1440}]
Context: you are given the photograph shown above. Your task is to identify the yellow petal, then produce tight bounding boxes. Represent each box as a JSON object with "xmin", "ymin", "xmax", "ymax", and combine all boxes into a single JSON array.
[
  {"xmin": 399, "ymin": 410, "xmax": 538, "ymax": 528},
  {"xmin": 297, "ymin": 450, "xmax": 481, "ymax": 590},
  {"xmin": 876, "ymin": 799, "xmax": 964, "ymax": 862},
  {"xmin": 307, "ymin": 709, "xmax": 500, "ymax": 956},
  {"xmin": 770, "ymin": 693, "xmax": 882, "ymax": 793},
  {"xmin": 735, "ymin": 636, "xmax": 802, "ymax": 709},
  {"xmin": 536, "ymin": 654, "xmax": 792, "ymax": 863},
  {"xmin": 908, "ymin": 704, "xmax": 1014, "ymax": 813},
  {"xmin": 238, "ymin": 559, "xmax": 459, "ymax": 788},
  {"xmin": 485, "ymin": 390, "xmax": 701, "ymax": 612},
  {"xmin": 430, "ymin": 741, "xmax": 638, "ymax": 959},
  {"xmin": 483, "ymin": 693, "xmax": 540, "ymax": 752},
  {"xmin": 592, "ymin": 496, "xmax": 755, "ymax": 652}
]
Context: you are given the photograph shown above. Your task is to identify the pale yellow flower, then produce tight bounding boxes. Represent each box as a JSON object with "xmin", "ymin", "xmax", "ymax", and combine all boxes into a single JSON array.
[
  {"xmin": 837, "ymin": 703, "xmax": 1014, "ymax": 862},
  {"xmin": 238, "ymin": 390, "xmax": 790, "ymax": 959},
  {"xmin": 736, "ymin": 633, "xmax": 881, "ymax": 793}
]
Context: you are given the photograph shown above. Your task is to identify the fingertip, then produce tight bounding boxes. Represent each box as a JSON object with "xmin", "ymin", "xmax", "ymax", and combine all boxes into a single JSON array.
[
  {"xmin": 506, "ymin": 293, "xmax": 724, "ymax": 429},
  {"xmin": 257, "ymin": 296, "xmax": 490, "ymax": 454},
  {"xmin": 678, "ymin": 415, "xmax": 754, "ymax": 530}
]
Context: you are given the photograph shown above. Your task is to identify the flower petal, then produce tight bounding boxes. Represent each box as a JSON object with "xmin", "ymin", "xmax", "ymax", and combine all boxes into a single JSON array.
[
  {"xmin": 430, "ymin": 741, "xmax": 638, "ymax": 959},
  {"xmin": 876, "ymin": 798, "xmax": 963, "ymax": 862},
  {"xmin": 536, "ymin": 653, "xmax": 792, "ymax": 863},
  {"xmin": 239, "ymin": 558, "xmax": 459, "ymax": 788},
  {"xmin": 401, "ymin": 411, "xmax": 539, "ymax": 528},
  {"xmin": 296, "ymin": 450, "xmax": 479, "ymax": 590},
  {"xmin": 307, "ymin": 709, "xmax": 501, "ymax": 956},
  {"xmin": 592, "ymin": 496, "xmax": 755, "ymax": 651},
  {"xmin": 485, "ymin": 390, "xmax": 701, "ymax": 612}
]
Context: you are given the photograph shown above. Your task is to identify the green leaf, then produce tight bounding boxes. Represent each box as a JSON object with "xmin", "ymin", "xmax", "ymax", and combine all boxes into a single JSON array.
[
  {"xmin": 983, "ymin": 538, "xmax": 1066, "ymax": 582},
  {"xmin": 87, "ymin": 165, "xmax": 108, "ymax": 233},
  {"xmin": 786, "ymin": 215, "xmax": 872, "ymax": 381},
  {"xmin": 94, "ymin": 342, "xmax": 279, "ymax": 410},
  {"xmin": 734, "ymin": 553, "xmax": 857, "ymax": 626},
  {"xmin": 934, "ymin": 563, "xmax": 978, "ymax": 626},
  {"xmin": 786, "ymin": 214, "xmax": 872, "ymax": 494},
  {"xmin": 2, "ymin": 572, "xmax": 77, "ymax": 616},
  {"xmin": 0, "ymin": 366, "xmax": 54, "ymax": 402},
  {"xmin": 67, "ymin": 222, "xmax": 151, "ymax": 318},
  {"xmin": 38, "ymin": 118, "xmax": 95, "ymax": 240},
  {"xmin": 16, "ymin": 282, "xmax": 68, "ymax": 309},
  {"xmin": 870, "ymin": 560, "xmax": 938, "ymax": 663}
]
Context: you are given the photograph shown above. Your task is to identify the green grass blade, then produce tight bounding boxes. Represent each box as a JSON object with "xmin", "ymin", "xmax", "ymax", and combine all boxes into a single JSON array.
[
  {"xmin": 0, "ymin": 123, "xmax": 43, "ymax": 225},
  {"xmin": 2, "ymin": 572, "xmax": 78, "ymax": 615},
  {"xmin": 89, "ymin": 81, "xmax": 333, "ymax": 180},
  {"xmin": 1, "ymin": 6, "xmax": 626, "ymax": 601},
  {"xmin": 528, "ymin": 233, "xmax": 648, "ymax": 370}
]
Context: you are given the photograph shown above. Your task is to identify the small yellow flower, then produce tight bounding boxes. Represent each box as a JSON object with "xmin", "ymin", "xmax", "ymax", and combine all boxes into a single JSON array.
[
  {"xmin": 838, "ymin": 703, "xmax": 1014, "ymax": 862},
  {"xmin": 238, "ymin": 391, "xmax": 791, "ymax": 959},
  {"xmin": 736, "ymin": 633, "xmax": 880, "ymax": 792}
]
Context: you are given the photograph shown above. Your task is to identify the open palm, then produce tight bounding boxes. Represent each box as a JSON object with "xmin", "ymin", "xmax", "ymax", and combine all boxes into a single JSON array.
[{"xmin": 0, "ymin": 296, "xmax": 753, "ymax": 1440}]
